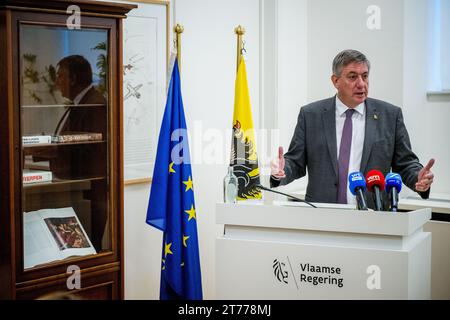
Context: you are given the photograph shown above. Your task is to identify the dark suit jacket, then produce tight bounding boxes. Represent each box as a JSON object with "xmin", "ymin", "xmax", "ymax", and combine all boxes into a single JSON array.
[
  {"xmin": 29, "ymin": 87, "xmax": 108, "ymax": 249},
  {"xmin": 57, "ymin": 86, "xmax": 107, "ymax": 135},
  {"xmin": 270, "ymin": 96, "xmax": 429, "ymax": 209},
  {"xmin": 51, "ymin": 86, "xmax": 108, "ymax": 250},
  {"xmin": 51, "ymin": 86, "xmax": 107, "ymax": 179}
]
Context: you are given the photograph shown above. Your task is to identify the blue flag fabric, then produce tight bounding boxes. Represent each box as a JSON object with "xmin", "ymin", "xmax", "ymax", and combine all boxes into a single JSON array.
[{"xmin": 146, "ymin": 59, "xmax": 203, "ymax": 300}]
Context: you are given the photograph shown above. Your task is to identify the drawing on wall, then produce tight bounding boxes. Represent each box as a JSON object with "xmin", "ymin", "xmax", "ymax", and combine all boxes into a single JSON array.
[{"xmin": 122, "ymin": 1, "xmax": 167, "ymax": 182}]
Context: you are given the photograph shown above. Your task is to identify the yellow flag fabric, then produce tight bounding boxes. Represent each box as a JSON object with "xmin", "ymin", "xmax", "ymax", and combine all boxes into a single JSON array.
[{"xmin": 230, "ymin": 58, "xmax": 261, "ymax": 200}]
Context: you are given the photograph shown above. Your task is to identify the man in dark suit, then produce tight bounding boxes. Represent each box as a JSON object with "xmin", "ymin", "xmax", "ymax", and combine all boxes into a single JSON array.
[
  {"xmin": 270, "ymin": 49, "xmax": 434, "ymax": 209},
  {"xmin": 53, "ymin": 55, "xmax": 107, "ymax": 251},
  {"xmin": 54, "ymin": 54, "xmax": 106, "ymax": 137},
  {"xmin": 31, "ymin": 55, "xmax": 107, "ymax": 251},
  {"xmin": 51, "ymin": 55, "xmax": 107, "ymax": 179}
]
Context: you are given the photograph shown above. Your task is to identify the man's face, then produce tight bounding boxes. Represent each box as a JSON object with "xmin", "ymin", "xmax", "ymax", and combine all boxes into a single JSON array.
[
  {"xmin": 331, "ymin": 62, "xmax": 369, "ymax": 108},
  {"xmin": 55, "ymin": 66, "xmax": 72, "ymax": 99}
]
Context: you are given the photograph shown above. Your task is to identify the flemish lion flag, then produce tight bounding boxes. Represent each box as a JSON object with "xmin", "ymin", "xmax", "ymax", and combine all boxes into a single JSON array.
[{"xmin": 229, "ymin": 58, "xmax": 261, "ymax": 200}]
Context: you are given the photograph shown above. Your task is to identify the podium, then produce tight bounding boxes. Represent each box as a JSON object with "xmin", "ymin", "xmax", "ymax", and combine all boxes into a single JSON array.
[{"xmin": 215, "ymin": 201, "xmax": 431, "ymax": 299}]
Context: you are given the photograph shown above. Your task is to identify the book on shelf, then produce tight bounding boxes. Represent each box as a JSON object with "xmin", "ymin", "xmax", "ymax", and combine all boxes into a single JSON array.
[
  {"xmin": 52, "ymin": 132, "xmax": 103, "ymax": 143},
  {"xmin": 22, "ymin": 135, "xmax": 52, "ymax": 145},
  {"xmin": 24, "ymin": 155, "xmax": 50, "ymax": 171},
  {"xmin": 23, "ymin": 169, "xmax": 53, "ymax": 184},
  {"xmin": 23, "ymin": 207, "xmax": 97, "ymax": 269}
]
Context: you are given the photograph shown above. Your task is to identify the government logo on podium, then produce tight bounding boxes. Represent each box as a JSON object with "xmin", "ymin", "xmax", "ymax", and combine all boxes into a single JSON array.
[{"xmin": 273, "ymin": 259, "xmax": 289, "ymax": 284}]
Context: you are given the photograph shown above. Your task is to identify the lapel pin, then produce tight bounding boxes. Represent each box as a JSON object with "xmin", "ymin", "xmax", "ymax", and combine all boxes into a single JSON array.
[{"xmin": 374, "ymin": 114, "xmax": 378, "ymax": 120}]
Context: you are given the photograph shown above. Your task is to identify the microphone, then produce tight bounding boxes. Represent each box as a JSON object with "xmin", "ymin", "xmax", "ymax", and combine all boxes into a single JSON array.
[
  {"xmin": 385, "ymin": 173, "xmax": 402, "ymax": 212},
  {"xmin": 348, "ymin": 172, "xmax": 368, "ymax": 210},
  {"xmin": 365, "ymin": 170, "xmax": 385, "ymax": 211},
  {"xmin": 256, "ymin": 184, "xmax": 317, "ymax": 208}
]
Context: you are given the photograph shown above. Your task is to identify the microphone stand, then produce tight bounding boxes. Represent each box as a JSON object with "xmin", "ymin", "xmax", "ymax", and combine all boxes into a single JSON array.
[
  {"xmin": 256, "ymin": 184, "xmax": 317, "ymax": 208},
  {"xmin": 372, "ymin": 187, "xmax": 383, "ymax": 211},
  {"xmin": 354, "ymin": 188, "xmax": 368, "ymax": 210},
  {"xmin": 389, "ymin": 188, "xmax": 398, "ymax": 212}
]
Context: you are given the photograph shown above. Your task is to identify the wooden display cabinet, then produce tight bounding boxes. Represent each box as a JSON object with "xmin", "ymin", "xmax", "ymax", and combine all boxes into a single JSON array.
[{"xmin": 0, "ymin": 0, "xmax": 135, "ymax": 299}]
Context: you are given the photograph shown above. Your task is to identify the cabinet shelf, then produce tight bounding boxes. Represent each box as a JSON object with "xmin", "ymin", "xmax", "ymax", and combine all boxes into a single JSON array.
[
  {"xmin": 23, "ymin": 176, "xmax": 106, "ymax": 191},
  {"xmin": 20, "ymin": 254, "xmax": 117, "ymax": 275},
  {"xmin": 23, "ymin": 252, "xmax": 99, "ymax": 272},
  {"xmin": 23, "ymin": 140, "xmax": 106, "ymax": 148},
  {"xmin": 0, "ymin": 0, "xmax": 135, "ymax": 300},
  {"xmin": 21, "ymin": 104, "xmax": 106, "ymax": 108}
]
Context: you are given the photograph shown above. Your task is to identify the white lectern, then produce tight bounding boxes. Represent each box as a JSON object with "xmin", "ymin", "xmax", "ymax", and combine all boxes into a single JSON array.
[{"xmin": 215, "ymin": 201, "xmax": 431, "ymax": 299}]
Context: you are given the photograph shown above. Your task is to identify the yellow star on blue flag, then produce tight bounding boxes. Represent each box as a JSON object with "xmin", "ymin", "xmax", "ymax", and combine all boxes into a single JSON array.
[
  {"xmin": 146, "ymin": 58, "xmax": 203, "ymax": 300},
  {"xmin": 183, "ymin": 176, "xmax": 193, "ymax": 191},
  {"xmin": 185, "ymin": 205, "xmax": 196, "ymax": 221}
]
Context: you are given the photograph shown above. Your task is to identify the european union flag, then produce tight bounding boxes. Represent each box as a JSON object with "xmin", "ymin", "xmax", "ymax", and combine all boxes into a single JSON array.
[{"xmin": 146, "ymin": 58, "xmax": 203, "ymax": 300}]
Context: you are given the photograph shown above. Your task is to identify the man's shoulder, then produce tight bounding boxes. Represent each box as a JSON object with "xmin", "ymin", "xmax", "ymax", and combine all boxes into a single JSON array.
[
  {"xmin": 366, "ymin": 97, "xmax": 401, "ymax": 113},
  {"xmin": 298, "ymin": 97, "xmax": 402, "ymax": 115},
  {"xmin": 301, "ymin": 97, "xmax": 335, "ymax": 113},
  {"xmin": 81, "ymin": 87, "xmax": 107, "ymax": 105}
]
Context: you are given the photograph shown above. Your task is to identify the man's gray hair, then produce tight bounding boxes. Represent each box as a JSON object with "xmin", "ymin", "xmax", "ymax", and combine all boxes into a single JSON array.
[{"xmin": 332, "ymin": 49, "xmax": 370, "ymax": 76}]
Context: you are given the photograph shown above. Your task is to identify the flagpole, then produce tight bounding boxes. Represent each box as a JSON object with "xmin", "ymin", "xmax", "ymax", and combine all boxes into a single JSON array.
[
  {"xmin": 174, "ymin": 23, "xmax": 184, "ymax": 71},
  {"xmin": 234, "ymin": 25, "xmax": 245, "ymax": 71}
]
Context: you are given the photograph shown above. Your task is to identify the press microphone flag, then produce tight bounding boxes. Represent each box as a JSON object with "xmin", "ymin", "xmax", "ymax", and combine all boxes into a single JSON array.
[
  {"xmin": 366, "ymin": 170, "xmax": 385, "ymax": 211},
  {"xmin": 348, "ymin": 172, "xmax": 368, "ymax": 210},
  {"xmin": 385, "ymin": 172, "xmax": 402, "ymax": 212}
]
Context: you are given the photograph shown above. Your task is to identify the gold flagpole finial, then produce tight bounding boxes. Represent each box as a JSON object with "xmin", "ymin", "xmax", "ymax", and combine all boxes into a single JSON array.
[
  {"xmin": 234, "ymin": 25, "xmax": 245, "ymax": 36},
  {"xmin": 234, "ymin": 25, "xmax": 245, "ymax": 71},
  {"xmin": 174, "ymin": 24, "xmax": 184, "ymax": 71}
]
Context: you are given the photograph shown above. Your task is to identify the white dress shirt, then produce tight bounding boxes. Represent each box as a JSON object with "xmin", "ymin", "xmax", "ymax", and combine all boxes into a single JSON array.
[
  {"xmin": 55, "ymin": 84, "xmax": 94, "ymax": 135},
  {"xmin": 335, "ymin": 97, "xmax": 366, "ymax": 205}
]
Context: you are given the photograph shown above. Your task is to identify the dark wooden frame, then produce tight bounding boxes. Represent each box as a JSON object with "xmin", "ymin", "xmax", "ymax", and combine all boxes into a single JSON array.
[{"xmin": 0, "ymin": 0, "xmax": 135, "ymax": 300}]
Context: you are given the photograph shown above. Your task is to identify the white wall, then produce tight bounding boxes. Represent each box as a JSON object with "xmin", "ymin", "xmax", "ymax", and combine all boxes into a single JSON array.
[
  {"xmin": 175, "ymin": 0, "xmax": 261, "ymax": 300},
  {"xmin": 403, "ymin": 0, "xmax": 450, "ymax": 195},
  {"xmin": 125, "ymin": 0, "xmax": 261, "ymax": 300},
  {"xmin": 124, "ymin": 183, "xmax": 160, "ymax": 299},
  {"xmin": 307, "ymin": 0, "xmax": 404, "ymax": 106},
  {"xmin": 403, "ymin": 1, "xmax": 450, "ymax": 296},
  {"xmin": 123, "ymin": 0, "xmax": 450, "ymax": 299},
  {"xmin": 274, "ymin": 0, "xmax": 308, "ymax": 193}
]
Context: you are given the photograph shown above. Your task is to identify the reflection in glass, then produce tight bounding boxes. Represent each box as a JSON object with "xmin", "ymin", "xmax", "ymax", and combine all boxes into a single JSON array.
[
  {"xmin": 20, "ymin": 25, "xmax": 111, "ymax": 265},
  {"xmin": 20, "ymin": 25, "xmax": 107, "ymax": 106}
]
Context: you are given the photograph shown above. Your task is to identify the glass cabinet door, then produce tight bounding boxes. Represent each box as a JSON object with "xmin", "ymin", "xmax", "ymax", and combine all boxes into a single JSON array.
[{"xmin": 20, "ymin": 24, "xmax": 111, "ymax": 270}]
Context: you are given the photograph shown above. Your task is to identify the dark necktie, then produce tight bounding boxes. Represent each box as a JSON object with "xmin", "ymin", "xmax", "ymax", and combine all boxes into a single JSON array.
[
  {"xmin": 54, "ymin": 107, "xmax": 71, "ymax": 135},
  {"xmin": 337, "ymin": 109, "xmax": 355, "ymax": 204}
]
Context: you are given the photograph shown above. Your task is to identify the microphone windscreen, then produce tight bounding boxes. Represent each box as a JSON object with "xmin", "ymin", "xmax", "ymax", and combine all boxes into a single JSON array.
[
  {"xmin": 385, "ymin": 172, "xmax": 402, "ymax": 193},
  {"xmin": 348, "ymin": 172, "xmax": 366, "ymax": 195},
  {"xmin": 366, "ymin": 170, "xmax": 385, "ymax": 192}
]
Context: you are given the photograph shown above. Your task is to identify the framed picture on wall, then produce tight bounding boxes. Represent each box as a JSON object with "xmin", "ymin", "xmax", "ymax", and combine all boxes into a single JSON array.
[{"xmin": 121, "ymin": 0, "xmax": 169, "ymax": 185}]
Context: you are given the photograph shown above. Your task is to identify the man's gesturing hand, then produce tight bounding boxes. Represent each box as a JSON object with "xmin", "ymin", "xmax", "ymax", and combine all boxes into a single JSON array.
[
  {"xmin": 415, "ymin": 158, "xmax": 435, "ymax": 192},
  {"xmin": 270, "ymin": 146, "xmax": 286, "ymax": 179}
]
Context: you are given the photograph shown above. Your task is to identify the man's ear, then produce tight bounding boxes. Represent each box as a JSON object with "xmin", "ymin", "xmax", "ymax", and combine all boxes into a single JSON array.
[{"xmin": 331, "ymin": 74, "xmax": 339, "ymax": 89}]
